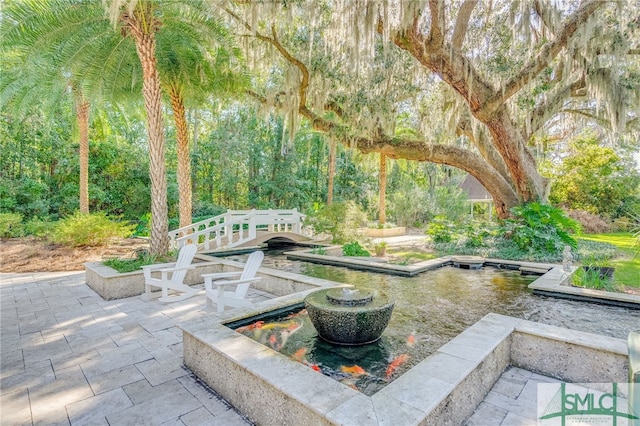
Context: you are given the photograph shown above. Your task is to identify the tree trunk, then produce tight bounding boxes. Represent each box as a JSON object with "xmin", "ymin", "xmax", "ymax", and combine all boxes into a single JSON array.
[
  {"xmin": 126, "ymin": 6, "xmax": 169, "ymax": 255},
  {"xmin": 327, "ymin": 137, "xmax": 337, "ymax": 205},
  {"xmin": 76, "ymin": 99, "xmax": 90, "ymax": 214},
  {"xmin": 379, "ymin": 153, "xmax": 387, "ymax": 225},
  {"xmin": 168, "ymin": 84, "xmax": 192, "ymax": 229}
]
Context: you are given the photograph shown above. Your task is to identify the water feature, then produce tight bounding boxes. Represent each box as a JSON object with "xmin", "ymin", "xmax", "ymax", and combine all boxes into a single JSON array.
[
  {"xmin": 222, "ymin": 249, "xmax": 639, "ymax": 395},
  {"xmin": 305, "ymin": 287, "xmax": 395, "ymax": 345},
  {"xmin": 230, "ymin": 250, "xmax": 638, "ymax": 339}
]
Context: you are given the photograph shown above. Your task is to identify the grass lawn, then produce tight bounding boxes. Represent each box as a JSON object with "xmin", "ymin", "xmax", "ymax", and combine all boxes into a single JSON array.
[{"xmin": 579, "ymin": 233, "xmax": 639, "ymax": 288}]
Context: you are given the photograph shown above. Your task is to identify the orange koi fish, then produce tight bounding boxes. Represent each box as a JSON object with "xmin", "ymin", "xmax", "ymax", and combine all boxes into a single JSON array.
[
  {"xmin": 291, "ymin": 347, "xmax": 308, "ymax": 362},
  {"xmin": 287, "ymin": 308, "xmax": 307, "ymax": 318},
  {"xmin": 385, "ymin": 354, "xmax": 409, "ymax": 380},
  {"xmin": 310, "ymin": 364, "xmax": 321, "ymax": 372},
  {"xmin": 406, "ymin": 333, "xmax": 415, "ymax": 347},
  {"xmin": 268, "ymin": 334, "xmax": 280, "ymax": 350},
  {"xmin": 235, "ymin": 321, "xmax": 264, "ymax": 333},
  {"xmin": 340, "ymin": 365, "xmax": 367, "ymax": 377}
]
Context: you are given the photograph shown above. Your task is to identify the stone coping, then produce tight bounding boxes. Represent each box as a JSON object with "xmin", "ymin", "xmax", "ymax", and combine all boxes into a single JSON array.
[
  {"xmin": 529, "ymin": 266, "xmax": 640, "ymax": 309},
  {"xmin": 181, "ymin": 302, "xmax": 628, "ymax": 426},
  {"xmin": 84, "ymin": 255, "xmax": 339, "ymax": 301},
  {"xmin": 359, "ymin": 227, "xmax": 407, "ymax": 238},
  {"xmin": 84, "ymin": 258, "xmax": 222, "ymax": 300},
  {"xmin": 285, "ymin": 248, "xmax": 451, "ymax": 276},
  {"xmin": 284, "ymin": 249, "xmax": 639, "ymax": 308}
]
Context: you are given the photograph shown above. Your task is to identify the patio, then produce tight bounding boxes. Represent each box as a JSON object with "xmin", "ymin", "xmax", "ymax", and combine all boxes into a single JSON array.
[{"xmin": 0, "ymin": 270, "xmax": 625, "ymax": 425}]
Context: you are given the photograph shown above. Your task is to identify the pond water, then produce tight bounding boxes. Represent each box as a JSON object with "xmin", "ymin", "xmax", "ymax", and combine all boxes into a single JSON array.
[{"xmin": 226, "ymin": 251, "xmax": 639, "ymax": 395}]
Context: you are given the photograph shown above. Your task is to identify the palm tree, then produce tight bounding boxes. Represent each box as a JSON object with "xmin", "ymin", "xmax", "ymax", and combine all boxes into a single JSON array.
[
  {"xmin": 4, "ymin": 0, "xmax": 247, "ymax": 254},
  {"xmin": 101, "ymin": 1, "xmax": 248, "ymax": 249},
  {"xmin": 105, "ymin": 1, "xmax": 169, "ymax": 255},
  {"xmin": 157, "ymin": 23, "xmax": 248, "ymax": 228},
  {"xmin": 1, "ymin": 0, "xmax": 143, "ymax": 218}
]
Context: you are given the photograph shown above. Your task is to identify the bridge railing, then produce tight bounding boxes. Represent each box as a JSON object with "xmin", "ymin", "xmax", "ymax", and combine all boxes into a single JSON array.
[{"xmin": 169, "ymin": 209, "xmax": 306, "ymax": 251}]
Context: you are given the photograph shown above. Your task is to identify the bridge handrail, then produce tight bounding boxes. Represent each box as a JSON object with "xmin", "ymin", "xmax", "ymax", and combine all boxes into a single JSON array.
[
  {"xmin": 170, "ymin": 208, "xmax": 306, "ymax": 250},
  {"xmin": 171, "ymin": 210, "xmax": 255, "ymax": 250},
  {"xmin": 168, "ymin": 210, "xmax": 251, "ymax": 241}
]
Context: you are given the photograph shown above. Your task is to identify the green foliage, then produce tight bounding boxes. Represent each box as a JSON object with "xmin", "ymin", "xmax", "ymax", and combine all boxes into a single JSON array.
[
  {"xmin": 579, "ymin": 233, "xmax": 640, "ymax": 288},
  {"xmin": 462, "ymin": 225, "xmax": 493, "ymax": 248},
  {"xmin": 342, "ymin": 241, "xmax": 370, "ymax": 257},
  {"xmin": 306, "ymin": 201, "xmax": 368, "ymax": 244},
  {"xmin": 22, "ymin": 217, "xmax": 52, "ymax": 238},
  {"xmin": 503, "ymin": 202, "xmax": 580, "ymax": 255},
  {"xmin": 0, "ymin": 213, "xmax": 22, "ymax": 237},
  {"xmin": 388, "ymin": 181, "xmax": 468, "ymax": 227},
  {"xmin": 632, "ymin": 212, "xmax": 640, "ymax": 259},
  {"xmin": 427, "ymin": 218, "xmax": 495, "ymax": 249},
  {"xmin": 103, "ymin": 250, "xmax": 175, "ymax": 273},
  {"xmin": 545, "ymin": 134, "xmax": 640, "ymax": 219},
  {"xmin": 49, "ymin": 212, "xmax": 135, "ymax": 247},
  {"xmin": 374, "ymin": 241, "xmax": 388, "ymax": 256},
  {"xmin": 575, "ymin": 240, "xmax": 618, "ymax": 263},
  {"xmin": 572, "ymin": 267, "xmax": 620, "ymax": 292},
  {"xmin": 310, "ymin": 246, "xmax": 328, "ymax": 255},
  {"xmin": 426, "ymin": 216, "xmax": 456, "ymax": 243}
]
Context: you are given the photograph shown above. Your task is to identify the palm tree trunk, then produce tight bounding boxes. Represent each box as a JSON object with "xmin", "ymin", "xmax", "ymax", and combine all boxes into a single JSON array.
[
  {"xmin": 76, "ymin": 98, "xmax": 90, "ymax": 214},
  {"xmin": 168, "ymin": 84, "xmax": 192, "ymax": 229},
  {"xmin": 126, "ymin": 5, "xmax": 169, "ymax": 255},
  {"xmin": 379, "ymin": 153, "xmax": 387, "ymax": 225},
  {"xmin": 327, "ymin": 138, "xmax": 337, "ymax": 205}
]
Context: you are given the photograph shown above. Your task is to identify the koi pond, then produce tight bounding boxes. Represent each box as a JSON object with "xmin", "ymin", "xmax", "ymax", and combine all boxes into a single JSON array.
[{"xmin": 223, "ymin": 252, "xmax": 639, "ymax": 395}]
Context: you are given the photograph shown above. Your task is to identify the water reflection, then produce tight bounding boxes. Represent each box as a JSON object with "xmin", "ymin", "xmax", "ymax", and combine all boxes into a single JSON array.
[
  {"xmin": 234, "ymin": 252, "xmax": 639, "ymax": 340},
  {"xmin": 229, "ymin": 252, "xmax": 639, "ymax": 395}
]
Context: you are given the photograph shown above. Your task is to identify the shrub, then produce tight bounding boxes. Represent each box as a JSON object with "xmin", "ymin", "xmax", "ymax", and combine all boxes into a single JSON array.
[
  {"xmin": 576, "ymin": 240, "xmax": 617, "ymax": 262},
  {"xmin": 104, "ymin": 250, "xmax": 174, "ymax": 273},
  {"xmin": 342, "ymin": 241, "xmax": 370, "ymax": 257},
  {"xmin": 572, "ymin": 267, "xmax": 620, "ymax": 292},
  {"xmin": 310, "ymin": 246, "xmax": 328, "ymax": 255},
  {"xmin": 426, "ymin": 216, "xmax": 457, "ymax": 243},
  {"xmin": 503, "ymin": 202, "xmax": 580, "ymax": 255},
  {"xmin": 49, "ymin": 212, "xmax": 135, "ymax": 247},
  {"xmin": 0, "ymin": 213, "xmax": 23, "ymax": 237},
  {"xmin": 23, "ymin": 216, "xmax": 52, "ymax": 238},
  {"xmin": 566, "ymin": 210, "xmax": 612, "ymax": 234},
  {"xmin": 461, "ymin": 224, "xmax": 494, "ymax": 248},
  {"xmin": 306, "ymin": 201, "xmax": 368, "ymax": 244}
]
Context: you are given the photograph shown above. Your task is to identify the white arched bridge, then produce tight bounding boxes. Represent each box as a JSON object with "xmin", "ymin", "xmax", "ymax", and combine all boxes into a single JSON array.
[{"xmin": 168, "ymin": 209, "xmax": 311, "ymax": 252}]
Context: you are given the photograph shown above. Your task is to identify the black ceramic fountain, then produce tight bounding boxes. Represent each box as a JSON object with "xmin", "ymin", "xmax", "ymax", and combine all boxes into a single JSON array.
[{"xmin": 304, "ymin": 287, "xmax": 395, "ymax": 345}]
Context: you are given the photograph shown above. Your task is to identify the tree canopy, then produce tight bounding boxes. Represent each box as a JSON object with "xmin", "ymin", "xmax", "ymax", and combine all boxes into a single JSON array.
[
  {"xmin": 219, "ymin": 0, "xmax": 640, "ymax": 217},
  {"xmin": 1, "ymin": 0, "xmax": 639, "ymax": 254}
]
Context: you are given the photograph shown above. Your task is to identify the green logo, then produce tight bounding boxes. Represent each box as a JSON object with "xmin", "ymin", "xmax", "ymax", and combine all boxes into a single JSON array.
[{"xmin": 539, "ymin": 383, "xmax": 638, "ymax": 426}]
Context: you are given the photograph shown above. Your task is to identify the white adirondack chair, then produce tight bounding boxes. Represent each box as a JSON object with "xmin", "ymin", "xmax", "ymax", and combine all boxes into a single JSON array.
[
  {"xmin": 142, "ymin": 244, "xmax": 199, "ymax": 303},
  {"xmin": 202, "ymin": 251, "xmax": 264, "ymax": 313}
]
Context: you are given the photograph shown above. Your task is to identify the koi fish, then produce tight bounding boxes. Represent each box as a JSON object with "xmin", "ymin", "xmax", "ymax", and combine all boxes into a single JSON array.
[
  {"xmin": 340, "ymin": 365, "xmax": 367, "ymax": 377},
  {"xmin": 406, "ymin": 333, "xmax": 415, "ymax": 347},
  {"xmin": 385, "ymin": 354, "xmax": 409, "ymax": 380},
  {"xmin": 287, "ymin": 308, "xmax": 307, "ymax": 318},
  {"xmin": 235, "ymin": 321, "xmax": 264, "ymax": 333},
  {"xmin": 258, "ymin": 320, "xmax": 300, "ymax": 331},
  {"xmin": 309, "ymin": 364, "xmax": 321, "ymax": 372},
  {"xmin": 268, "ymin": 334, "xmax": 279, "ymax": 350},
  {"xmin": 291, "ymin": 347, "xmax": 308, "ymax": 362}
]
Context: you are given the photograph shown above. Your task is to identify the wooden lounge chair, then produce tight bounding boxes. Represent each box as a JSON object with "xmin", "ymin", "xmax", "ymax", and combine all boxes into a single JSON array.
[
  {"xmin": 202, "ymin": 251, "xmax": 264, "ymax": 313},
  {"xmin": 142, "ymin": 244, "xmax": 199, "ymax": 303}
]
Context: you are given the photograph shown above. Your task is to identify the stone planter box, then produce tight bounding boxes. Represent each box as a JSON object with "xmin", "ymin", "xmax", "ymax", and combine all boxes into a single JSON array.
[
  {"xmin": 361, "ymin": 227, "xmax": 406, "ymax": 238},
  {"xmin": 84, "ymin": 259, "xmax": 224, "ymax": 301}
]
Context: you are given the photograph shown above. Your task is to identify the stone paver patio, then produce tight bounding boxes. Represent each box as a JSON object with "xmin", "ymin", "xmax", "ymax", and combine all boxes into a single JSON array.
[
  {"xmin": 0, "ymin": 270, "xmax": 584, "ymax": 425},
  {"xmin": 0, "ymin": 271, "xmax": 266, "ymax": 425}
]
